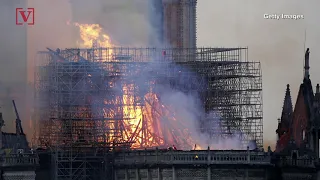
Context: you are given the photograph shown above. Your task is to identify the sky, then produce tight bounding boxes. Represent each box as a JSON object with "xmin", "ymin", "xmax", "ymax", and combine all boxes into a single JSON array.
[
  {"xmin": 1, "ymin": 0, "xmax": 319, "ymax": 149},
  {"xmin": 197, "ymin": 0, "xmax": 320, "ymax": 147}
]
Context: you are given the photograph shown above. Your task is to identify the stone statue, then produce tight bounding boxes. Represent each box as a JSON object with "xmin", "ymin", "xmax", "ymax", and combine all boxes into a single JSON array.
[
  {"xmin": 305, "ymin": 48, "xmax": 310, "ymax": 61},
  {"xmin": 304, "ymin": 48, "xmax": 310, "ymax": 79}
]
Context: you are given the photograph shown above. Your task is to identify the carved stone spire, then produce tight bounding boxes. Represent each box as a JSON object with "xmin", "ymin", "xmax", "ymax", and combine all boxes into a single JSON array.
[
  {"xmin": 281, "ymin": 84, "xmax": 293, "ymax": 127},
  {"xmin": 276, "ymin": 84, "xmax": 293, "ymax": 138},
  {"xmin": 304, "ymin": 48, "xmax": 310, "ymax": 79}
]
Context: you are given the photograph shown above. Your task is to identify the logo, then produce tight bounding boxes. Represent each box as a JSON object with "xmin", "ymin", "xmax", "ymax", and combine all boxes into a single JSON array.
[{"xmin": 16, "ymin": 8, "xmax": 34, "ymax": 25}]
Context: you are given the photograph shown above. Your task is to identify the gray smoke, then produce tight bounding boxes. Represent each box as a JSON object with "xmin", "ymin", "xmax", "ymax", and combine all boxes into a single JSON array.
[
  {"xmin": 4, "ymin": 0, "xmax": 317, "ymax": 150},
  {"xmin": 107, "ymin": 54, "xmax": 244, "ymax": 150},
  {"xmin": 6, "ymin": 0, "xmax": 299, "ymax": 150},
  {"xmin": 68, "ymin": 0, "xmax": 154, "ymax": 46},
  {"xmin": 26, "ymin": 0, "xmax": 157, "ymax": 143},
  {"xmin": 31, "ymin": 0, "xmax": 245, "ymax": 150},
  {"xmin": 136, "ymin": 62, "xmax": 203, "ymax": 149},
  {"xmin": 198, "ymin": 111, "xmax": 243, "ymax": 150},
  {"xmin": 0, "ymin": 1, "xmax": 29, "ymax": 134}
]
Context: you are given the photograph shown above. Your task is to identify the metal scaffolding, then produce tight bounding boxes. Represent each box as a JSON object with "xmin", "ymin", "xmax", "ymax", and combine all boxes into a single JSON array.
[{"xmin": 34, "ymin": 47, "xmax": 262, "ymax": 179}]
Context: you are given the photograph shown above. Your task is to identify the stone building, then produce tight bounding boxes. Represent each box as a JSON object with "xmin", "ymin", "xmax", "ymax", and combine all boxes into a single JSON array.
[{"xmin": 0, "ymin": 101, "xmax": 38, "ymax": 180}]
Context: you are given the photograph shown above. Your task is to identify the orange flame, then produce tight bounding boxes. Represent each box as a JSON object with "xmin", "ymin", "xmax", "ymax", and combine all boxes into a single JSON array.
[
  {"xmin": 73, "ymin": 23, "xmax": 114, "ymax": 58},
  {"xmin": 66, "ymin": 22, "xmax": 197, "ymax": 150}
]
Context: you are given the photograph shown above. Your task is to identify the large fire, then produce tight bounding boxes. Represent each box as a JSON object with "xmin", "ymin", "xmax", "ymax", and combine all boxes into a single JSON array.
[
  {"xmin": 74, "ymin": 23, "xmax": 113, "ymax": 49},
  {"xmin": 70, "ymin": 22, "xmax": 200, "ymax": 150}
]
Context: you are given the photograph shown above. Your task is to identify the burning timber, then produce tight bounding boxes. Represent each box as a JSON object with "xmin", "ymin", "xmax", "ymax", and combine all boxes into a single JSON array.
[
  {"xmin": 24, "ymin": 47, "xmax": 320, "ymax": 180},
  {"xmin": 34, "ymin": 47, "xmax": 262, "ymax": 150},
  {"xmin": 33, "ymin": 47, "xmax": 266, "ymax": 180}
]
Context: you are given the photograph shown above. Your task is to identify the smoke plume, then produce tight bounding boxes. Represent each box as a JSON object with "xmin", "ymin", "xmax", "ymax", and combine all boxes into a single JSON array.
[
  {"xmin": 198, "ymin": 112, "xmax": 243, "ymax": 150},
  {"xmin": 112, "ymin": 54, "xmax": 244, "ymax": 150},
  {"xmin": 34, "ymin": 0, "xmax": 245, "ymax": 150},
  {"xmin": 4, "ymin": 0, "xmax": 317, "ymax": 149},
  {"xmin": 0, "ymin": 0, "xmax": 256, "ymax": 149}
]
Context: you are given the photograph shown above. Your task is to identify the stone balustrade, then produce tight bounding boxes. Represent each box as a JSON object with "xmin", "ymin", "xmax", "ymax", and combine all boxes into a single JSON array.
[
  {"xmin": 114, "ymin": 148, "xmax": 272, "ymax": 166},
  {"xmin": 1, "ymin": 154, "xmax": 39, "ymax": 167},
  {"xmin": 279, "ymin": 158, "xmax": 315, "ymax": 167}
]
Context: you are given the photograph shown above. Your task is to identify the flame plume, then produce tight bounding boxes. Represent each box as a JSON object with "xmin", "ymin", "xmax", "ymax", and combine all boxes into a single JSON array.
[
  {"xmin": 74, "ymin": 23, "xmax": 113, "ymax": 49},
  {"xmin": 68, "ymin": 22, "xmax": 198, "ymax": 150}
]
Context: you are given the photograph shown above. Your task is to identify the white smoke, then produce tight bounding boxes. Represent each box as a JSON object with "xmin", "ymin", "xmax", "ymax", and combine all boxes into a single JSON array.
[
  {"xmin": 131, "ymin": 0, "xmax": 244, "ymax": 150},
  {"xmin": 115, "ymin": 53, "xmax": 245, "ymax": 150},
  {"xmin": 66, "ymin": 0, "xmax": 245, "ymax": 150},
  {"xmin": 154, "ymin": 77, "xmax": 244, "ymax": 150},
  {"xmin": 29, "ymin": 0, "xmax": 246, "ymax": 150},
  {"xmin": 197, "ymin": 112, "xmax": 243, "ymax": 150}
]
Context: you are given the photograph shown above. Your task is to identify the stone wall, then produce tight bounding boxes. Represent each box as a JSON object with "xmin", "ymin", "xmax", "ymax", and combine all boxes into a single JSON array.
[{"xmin": 114, "ymin": 167, "xmax": 269, "ymax": 180}]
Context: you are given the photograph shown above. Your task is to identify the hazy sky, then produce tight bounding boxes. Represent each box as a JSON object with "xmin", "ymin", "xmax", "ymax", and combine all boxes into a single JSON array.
[
  {"xmin": 25, "ymin": 0, "xmax": 320, "ymax": 148},
  {"xmin": 197, "ymin": 0, "xmax": 320, "ymax": 147}
]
